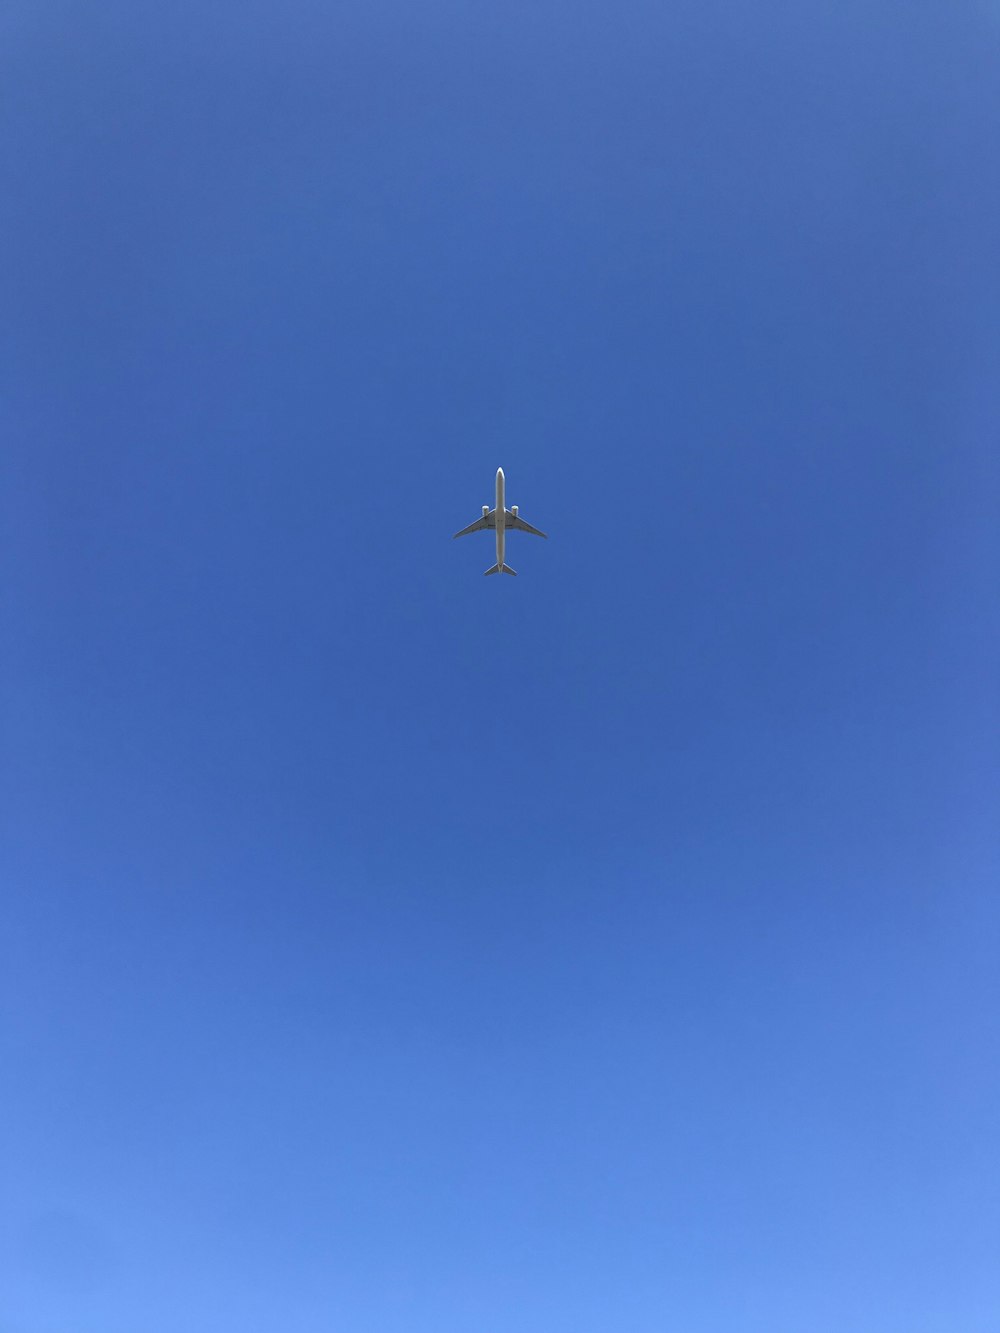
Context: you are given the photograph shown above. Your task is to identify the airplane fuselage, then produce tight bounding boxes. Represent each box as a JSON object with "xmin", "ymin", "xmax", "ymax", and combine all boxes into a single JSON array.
[{"xmin": 495, "ymin": 467, "xmax": 506, "ymax": 571}]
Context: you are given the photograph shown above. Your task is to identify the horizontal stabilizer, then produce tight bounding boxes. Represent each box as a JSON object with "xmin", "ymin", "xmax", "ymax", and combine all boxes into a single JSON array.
[{"xmin": 484, "ymin": 563, "xmax": 517, "ymax": 577}]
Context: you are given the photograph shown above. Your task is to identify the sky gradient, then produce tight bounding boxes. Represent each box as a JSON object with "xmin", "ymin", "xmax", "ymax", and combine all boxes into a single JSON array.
[{"xmin": 2, "ymin": 2, "xmax": 998, "ymax": 1330}]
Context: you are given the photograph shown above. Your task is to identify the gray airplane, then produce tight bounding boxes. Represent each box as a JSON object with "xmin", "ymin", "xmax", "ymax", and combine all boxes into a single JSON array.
[{"xmin": 453, "ymin": 467, "xmax": 547, "ymax": 576}]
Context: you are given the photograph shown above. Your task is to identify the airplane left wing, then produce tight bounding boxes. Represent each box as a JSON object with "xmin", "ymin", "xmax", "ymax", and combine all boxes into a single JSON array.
[
  {"xmin": 505, "ymin": 512, "xmax": 548, "ymax": 538},
  {"xmin": 453, "ymin": 513, "xmax": 495, "ymax": 538}
]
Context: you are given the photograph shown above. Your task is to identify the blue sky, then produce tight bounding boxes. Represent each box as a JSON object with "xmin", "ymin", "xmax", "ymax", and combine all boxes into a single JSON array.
[{"xmin": 1, "ymin": 1, "xmax": 998, "ymax": 1329}]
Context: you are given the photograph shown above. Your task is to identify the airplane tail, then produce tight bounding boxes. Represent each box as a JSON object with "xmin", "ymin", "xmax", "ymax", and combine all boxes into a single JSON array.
[{"xmin": 484, "ymin": 563, "xmax": 517, "ymax": 577}]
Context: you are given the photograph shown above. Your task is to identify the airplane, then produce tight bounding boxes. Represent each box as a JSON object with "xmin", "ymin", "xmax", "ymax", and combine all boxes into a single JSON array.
[{"xmin": 453, "ymin": 467, "xmax": 547, "ymax": 576}]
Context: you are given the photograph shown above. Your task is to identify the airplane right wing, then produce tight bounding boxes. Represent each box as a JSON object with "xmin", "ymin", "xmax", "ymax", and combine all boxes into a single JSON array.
[
  {"xmin": 505, "ymin": 513, "xmax": 548, "ymax": 538},
  {"xmin": 453, "ymin": 512, "xmax": 496, "ymax": 538}
]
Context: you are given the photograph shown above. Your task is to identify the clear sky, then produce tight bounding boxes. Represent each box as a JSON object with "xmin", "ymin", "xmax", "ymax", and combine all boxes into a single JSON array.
[{"xmin": 2, "ymin": 2, "xmax": 998, "ymax": 1330}]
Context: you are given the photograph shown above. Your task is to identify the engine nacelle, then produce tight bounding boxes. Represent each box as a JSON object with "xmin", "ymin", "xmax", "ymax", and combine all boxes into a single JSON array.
[
  {"xmin": 511, "ymin": 505, "xmax": 518, "ymax": 516},
  {"xmin": 482, "ymin": 505, "xmax": 490, "ymax": 518}
]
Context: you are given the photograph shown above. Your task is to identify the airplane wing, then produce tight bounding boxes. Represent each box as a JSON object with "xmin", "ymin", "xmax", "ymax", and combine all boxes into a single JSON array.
[
  {"xmin": 505, "ymin": 512, "xmax": 548, "ymax": 538},
  {"xmin": 453, "ymin": 511, "xmax": 496, "ymax": 538}
]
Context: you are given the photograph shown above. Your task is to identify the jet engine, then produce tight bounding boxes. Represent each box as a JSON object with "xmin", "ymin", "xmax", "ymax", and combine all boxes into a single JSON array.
[
  {"xmin": 482, "ymin": 506, "xmax": 490, "ymax": 518},
  {"xmin": 511, "ymin": 506, "xmax": 518, "ymax": 516}
]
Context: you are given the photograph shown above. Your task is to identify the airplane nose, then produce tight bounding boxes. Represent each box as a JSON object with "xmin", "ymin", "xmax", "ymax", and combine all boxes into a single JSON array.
[{"xmin": 497, "ymin": 467, "xmax": 504, "ymax": 478}]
